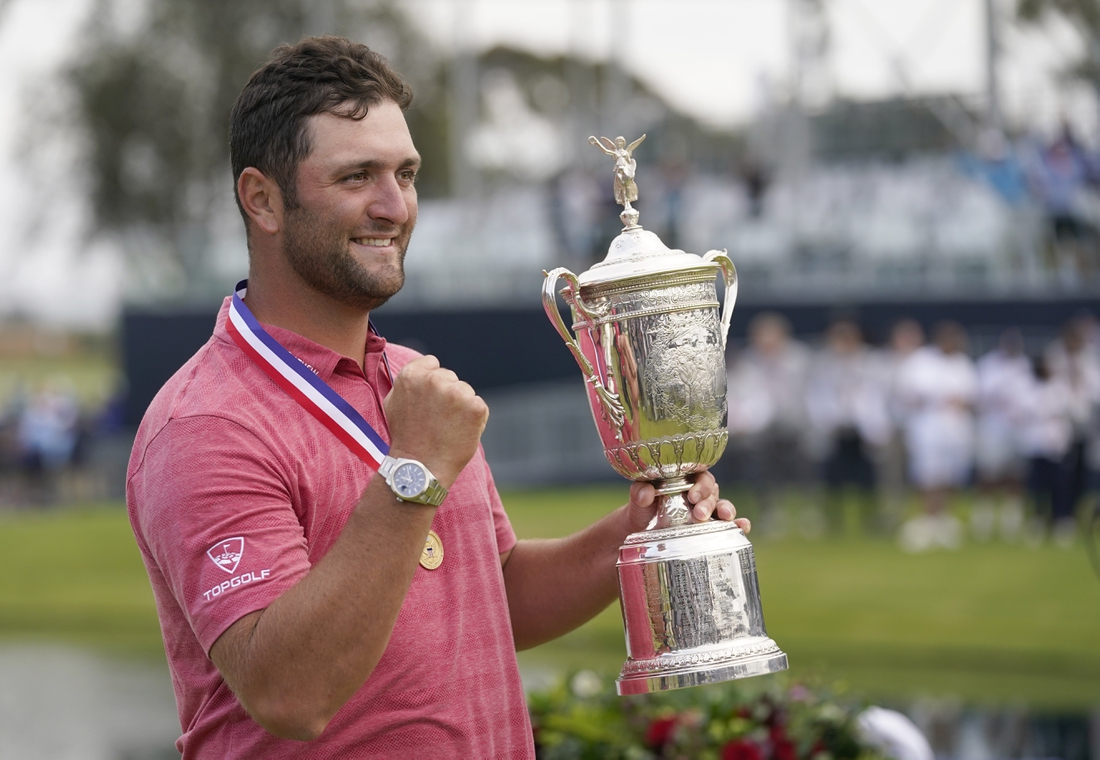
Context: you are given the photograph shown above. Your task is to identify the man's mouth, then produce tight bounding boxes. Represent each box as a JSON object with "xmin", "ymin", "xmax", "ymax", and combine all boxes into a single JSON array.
[{"xmin": 351, "ymin": 236, "xmax": 395, "ymax": 248}]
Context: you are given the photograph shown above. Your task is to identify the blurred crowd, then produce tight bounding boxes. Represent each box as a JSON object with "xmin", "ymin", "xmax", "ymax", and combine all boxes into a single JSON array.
[
  {"xmin": 719, "ymin": 313, "xmax": 1100, "ymax": 552},
  {"xmin": 0, "ymin": 379, "xmax": 122, "ymax": 507},
  {"xmin": 540, "ymin": 123, "xmax": 1100, "ymax": 300}
]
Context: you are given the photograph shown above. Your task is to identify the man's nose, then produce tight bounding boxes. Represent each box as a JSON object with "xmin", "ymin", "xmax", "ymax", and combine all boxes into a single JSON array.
[{"xmin": 368, "ymin": 176, "xmax": 410, "ymax": 226}]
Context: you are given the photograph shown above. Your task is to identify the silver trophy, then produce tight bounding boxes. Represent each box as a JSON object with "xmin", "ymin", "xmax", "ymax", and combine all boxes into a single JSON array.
[{"xmin": 543, "ymin": 135, "xmax": 788, "ymax": 695}]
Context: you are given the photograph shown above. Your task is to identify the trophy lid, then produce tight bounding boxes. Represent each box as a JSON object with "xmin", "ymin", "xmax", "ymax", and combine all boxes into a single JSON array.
[
  {"xmin": 579, "ymin": 226, "xmax": 718, "ymax": 289},
  {"xmin": 580, "ymin": 134, "xmax": 719, "ymax": 290}
]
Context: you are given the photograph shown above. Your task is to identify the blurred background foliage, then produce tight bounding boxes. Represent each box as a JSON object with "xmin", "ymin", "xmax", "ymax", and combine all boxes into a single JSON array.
[{"xmin": 67, "ymin": 0, "xmax": 441, "ymax": 296}]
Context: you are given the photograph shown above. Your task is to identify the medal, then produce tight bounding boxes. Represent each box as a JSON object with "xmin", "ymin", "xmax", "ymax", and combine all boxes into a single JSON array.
[{"xmin": 420, "ymin": 529, "xmax": 444, "ymax": 570}]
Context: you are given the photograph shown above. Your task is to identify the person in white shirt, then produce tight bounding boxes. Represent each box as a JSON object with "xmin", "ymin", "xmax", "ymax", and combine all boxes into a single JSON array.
[
  {"xmin": 1018, "ymin": 354, "xmax": 1076, "ymax": 546},
  {"xmin": 972, "ymin": 329, "xmax": 1032, "ymax": 542},
  {"xmin": 1044, "ymin": 316, "xmax": 1100, "ymax": 536},
  {"xmin": 894, "ymin": 322, "xmax": 978, "ymax": 551},
  {"xmin": 805, "ymin": 320, "xmax": 890, "ymax": 534},
  {"xmin": 726, "ymin": 312, "xmax": 813, "ymax": 535},
  {"xmin": 877, "ymin": 319, "xmax": 926, "ymax": 525}
]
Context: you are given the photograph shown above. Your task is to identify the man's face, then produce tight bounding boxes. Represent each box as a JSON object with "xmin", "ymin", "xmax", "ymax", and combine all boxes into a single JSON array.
[{"xmin": 281, "ymin": 100, "xmax": 420, "ymax": 311}]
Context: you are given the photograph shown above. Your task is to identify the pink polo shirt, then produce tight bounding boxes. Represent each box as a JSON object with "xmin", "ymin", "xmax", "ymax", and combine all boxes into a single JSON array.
[{"xmin": 127, "ymin": 298, "xmax": 534, "ymax": 758}]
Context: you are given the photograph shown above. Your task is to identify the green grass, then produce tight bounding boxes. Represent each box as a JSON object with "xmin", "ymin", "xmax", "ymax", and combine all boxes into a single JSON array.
[
  {"xmin": 504, "ymin": 486, "xmax": 1100, "ymax": 710},
  {"xmin": 0, "ymin": 504, "xmax": 165, "ymax": 659},
  {"xmin": 1, "ymin": 492, "xmax": 1097, "ymax": 710}
]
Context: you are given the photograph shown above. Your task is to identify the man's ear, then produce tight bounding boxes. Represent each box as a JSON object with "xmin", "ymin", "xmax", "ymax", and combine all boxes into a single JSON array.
[{"xmin": 238, "ymin": 167, "xmax": 284, "ymax": 235}]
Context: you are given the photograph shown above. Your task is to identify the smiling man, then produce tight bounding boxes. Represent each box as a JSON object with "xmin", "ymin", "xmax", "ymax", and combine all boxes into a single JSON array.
[{"xmin": 126, "ymin": 35, "xmax": 744, "ymax": 758}]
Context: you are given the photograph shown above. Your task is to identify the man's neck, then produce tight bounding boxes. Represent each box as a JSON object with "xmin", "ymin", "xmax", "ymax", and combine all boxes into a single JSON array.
[{"xmin": 242, "ymin": 271, "xmax": 372, "ymax": 371}]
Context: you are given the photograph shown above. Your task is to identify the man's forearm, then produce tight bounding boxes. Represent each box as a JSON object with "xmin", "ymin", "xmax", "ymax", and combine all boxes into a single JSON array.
[{"xmin": 502, "ymin": 505, "xmax": 635, "ymax": 650}]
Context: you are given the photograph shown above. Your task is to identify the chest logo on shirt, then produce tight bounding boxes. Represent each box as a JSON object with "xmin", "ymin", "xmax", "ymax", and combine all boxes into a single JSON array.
[{"xmin": 207, "ymin": 537, "xmax": 244, "ymax": 574}]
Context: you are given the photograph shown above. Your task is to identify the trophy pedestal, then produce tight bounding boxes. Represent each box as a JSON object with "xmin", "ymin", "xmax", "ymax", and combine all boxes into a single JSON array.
[{"xmin": 615, "ymin": 521, "xmax": 788, "ymax": 695}]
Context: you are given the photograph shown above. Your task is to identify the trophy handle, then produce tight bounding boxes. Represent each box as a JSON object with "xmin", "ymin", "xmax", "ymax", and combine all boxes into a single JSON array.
[
  {"xmin": 542, "ymin": 268, "xmax": 626, "ymax": 430},
  {"xmin": 703, "ymin": 250, "xmax": 738, "ymax": 349}
]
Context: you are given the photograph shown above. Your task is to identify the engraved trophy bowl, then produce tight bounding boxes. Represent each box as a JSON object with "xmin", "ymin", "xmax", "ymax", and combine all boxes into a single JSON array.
[{"xmin": 543, "ymin": 135, "xmax": 787, "ymax": 695}]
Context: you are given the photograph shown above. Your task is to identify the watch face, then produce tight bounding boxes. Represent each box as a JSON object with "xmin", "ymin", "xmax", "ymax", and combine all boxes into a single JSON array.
[{"xmin": 393, "ymin": 462, "xmax": 428, "ymax": 499}]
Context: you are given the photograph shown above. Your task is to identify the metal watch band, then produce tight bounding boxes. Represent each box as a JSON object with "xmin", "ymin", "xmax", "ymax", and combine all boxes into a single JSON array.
[{"xmin": 414, "ymin": 478, "xmax": 448, "ymax": 507}]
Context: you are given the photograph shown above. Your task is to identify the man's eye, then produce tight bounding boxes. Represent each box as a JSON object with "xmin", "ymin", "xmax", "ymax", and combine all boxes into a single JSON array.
[
  {"xmin": 346, "ymin": 171, "xmax": 367, "ymax": 182},
  {"xmin": 399, "ymin": 170, "xmax": 418, "ymax": 183}
]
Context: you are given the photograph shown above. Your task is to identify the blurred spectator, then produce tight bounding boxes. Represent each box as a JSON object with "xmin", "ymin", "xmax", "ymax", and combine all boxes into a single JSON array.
[
  {"xmin": 805, "ymin": 320, "xmax": 890, "ymax": 534},
  {"xmin": 895, "ymin": 322, "xmax": 977, "ymax": 552},
  {"xmin": 1081, "ymin": 314, "xmax": 1100, "ymax": 484},
  {"xmin": 1044, "ymin": 316, "xmax": 1100, "ymax": 524},
  {"xmin": 1030, "ymin": 125, "xmax": 1099, "ymax": 280},
  {"xmin": 726, "ymin": 312, "xmax": 812, "ymax": 534},
  {"xmin": 0, "ymin": 382, "xmax": 28, "ymax": 505},
  {"xmin": 957, "ymin": 129, "xmax": 1029, "ymax": 207},
  {"xmin": 549, "ymin": 168, "xmax": 603, "ymax": 270},
  {"xmin": 656, "ymin": 159, "xmax": 690, "ymax": 250},
  {"xmin": 1017, "ymin": 355, "xmax": 1076, "ymax": 547},
  {"xmin": 878, "ymin": 319, "xmax": 926, "ymax": 522},
  {"xmin": 740, "ymin": 159, "xmax": 769, "ymax": 219},
  {"xmin": 971, "ymin": 329, "xmax": 1031, "ymax": 542},
  {"xmin": 16, "ymin": 378, "xmax": 81, "ymax": 505}
]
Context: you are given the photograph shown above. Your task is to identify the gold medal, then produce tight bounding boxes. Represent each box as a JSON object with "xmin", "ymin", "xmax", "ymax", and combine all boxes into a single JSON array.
[{"xmin": 420, "ymin": 529, "xmax": 444, "ymax": 570}]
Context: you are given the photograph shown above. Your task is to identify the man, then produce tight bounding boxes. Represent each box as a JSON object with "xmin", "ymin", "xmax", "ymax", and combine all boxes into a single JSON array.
[
  {"xmin": 971, "ymin": 329, "xmax": 1030, "ymax": 542},
  {"xmin": 804, "ymin": 320, "xmax": 890, "ymax": 535},
  {"xmin": 894, "ymin": 322, "xmax": 977, "ymax": 552},
  {"xmin": 127, "ymin": 36, "xmax": 743, "ymax": 757},
  {"xmin": 726, "ymin": 312, "xmax": 812, "ymax": 535}
]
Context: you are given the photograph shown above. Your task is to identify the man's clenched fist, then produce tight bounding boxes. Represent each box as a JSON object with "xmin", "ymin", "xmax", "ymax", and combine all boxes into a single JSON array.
[{"xmin": 383, "ymin": 355, "xmax": 489, "ymax": 489}]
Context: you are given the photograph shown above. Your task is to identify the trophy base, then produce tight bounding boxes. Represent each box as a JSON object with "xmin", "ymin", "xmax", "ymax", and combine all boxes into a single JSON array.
[
  {"xmin": 616, "ymin": 641, "xmax": 788, "ymax": 695},
  {"xmin": 615, "ymin": 521, "xmax": 788, "ymax": 696}
]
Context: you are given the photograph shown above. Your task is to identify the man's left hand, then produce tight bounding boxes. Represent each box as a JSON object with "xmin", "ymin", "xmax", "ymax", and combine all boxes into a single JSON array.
[{"xmin": 625, "ymin": 471, "xmax": 748, "ymax": 535}]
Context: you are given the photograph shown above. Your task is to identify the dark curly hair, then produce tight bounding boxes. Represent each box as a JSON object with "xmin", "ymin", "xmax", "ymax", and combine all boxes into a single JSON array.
[{"xmin": 229, "ymin": 35, "xmax": 412, "ymax": 219}]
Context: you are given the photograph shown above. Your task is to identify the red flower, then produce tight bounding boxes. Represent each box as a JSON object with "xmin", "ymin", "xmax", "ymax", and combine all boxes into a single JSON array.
[
  {"xmin": 723, "ymin": 739, "xmax": 764, "ymax": 760},
  {"xmin": 646, "ymin": 716, "xmax": 678, "ymax": 747},
  {"xmin": 772, "ymin": 737, "xmax": 797, "ymax": 760}
]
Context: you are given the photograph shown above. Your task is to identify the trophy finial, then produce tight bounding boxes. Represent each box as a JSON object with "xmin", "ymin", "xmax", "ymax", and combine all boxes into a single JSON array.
[{"xmin": 589, "ymin": 134, "xmax": 646, "ymax": 229}]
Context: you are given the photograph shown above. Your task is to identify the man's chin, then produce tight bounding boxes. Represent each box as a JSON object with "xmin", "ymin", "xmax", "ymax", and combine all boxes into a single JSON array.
[{"xmin": 341, "ymin": 274, "xmax": 404, "ymax": 311}]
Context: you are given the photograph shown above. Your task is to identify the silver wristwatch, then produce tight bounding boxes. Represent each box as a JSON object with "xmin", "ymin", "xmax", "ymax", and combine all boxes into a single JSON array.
[{"xmin": 379, "ymin": 456, "xmax": 448, "ymax": 507}]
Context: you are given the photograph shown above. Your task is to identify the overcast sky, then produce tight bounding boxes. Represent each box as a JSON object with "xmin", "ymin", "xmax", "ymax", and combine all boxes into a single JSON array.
[{"xmin": 0, "ymin": 0, "xmax": 1093, "ymax": 329}]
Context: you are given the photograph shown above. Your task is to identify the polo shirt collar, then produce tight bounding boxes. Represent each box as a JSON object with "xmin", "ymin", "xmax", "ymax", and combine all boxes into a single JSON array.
[{"xmin": 214, "ymin": 297, "xmax": 387, "ymax": 382}]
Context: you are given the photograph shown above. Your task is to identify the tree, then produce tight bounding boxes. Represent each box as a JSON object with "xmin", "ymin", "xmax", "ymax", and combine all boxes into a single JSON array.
[
  {"xmin": 1017, "ymin": 0, "xmax": 1100, "ymax": 97},
  {"xmin": 66, "ymin": 0, "xmax": 446, "ymax": 303}
]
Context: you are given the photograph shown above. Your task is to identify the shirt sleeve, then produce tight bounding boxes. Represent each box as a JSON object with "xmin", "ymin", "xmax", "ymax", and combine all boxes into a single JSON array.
[
  {"xmin": 479, "ymin": 447, "xmax": 517, "ymax": 556},
  {"xmin": 129, "ymin": 414, "xmax": 313, "ymax": 654}
]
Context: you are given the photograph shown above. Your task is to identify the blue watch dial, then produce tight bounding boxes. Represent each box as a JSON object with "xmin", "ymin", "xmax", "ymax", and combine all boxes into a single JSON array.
[{"xmin": 393, "ymin": 462, "xmax": 428, "ymax": 498}]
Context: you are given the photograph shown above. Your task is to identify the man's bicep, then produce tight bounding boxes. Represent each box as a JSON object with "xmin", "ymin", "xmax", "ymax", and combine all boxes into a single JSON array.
[{"xmin": 130, "ymin": 415, "xmax": 312, "ymax": 653}]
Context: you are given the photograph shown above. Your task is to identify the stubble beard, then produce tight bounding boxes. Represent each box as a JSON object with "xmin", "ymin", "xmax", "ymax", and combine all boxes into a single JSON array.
[{"xmin": 281, "ymin": 205, "xmax": 411, "ymax": 312}]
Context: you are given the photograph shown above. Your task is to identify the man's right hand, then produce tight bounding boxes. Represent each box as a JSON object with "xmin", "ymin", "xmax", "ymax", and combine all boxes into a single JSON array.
[{"xmin": 383, "ymin": 355, "xmax": 488, "ymax": 488}]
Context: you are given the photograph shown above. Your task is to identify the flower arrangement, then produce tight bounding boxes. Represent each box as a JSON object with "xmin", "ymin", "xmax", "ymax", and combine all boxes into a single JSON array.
[{"xmin": 528, "ymin": 671, "xmax": 887, "ymax": 760}]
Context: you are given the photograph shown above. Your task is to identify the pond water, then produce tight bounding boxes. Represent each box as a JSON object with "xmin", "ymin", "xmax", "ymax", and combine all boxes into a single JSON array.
[
  {"xmin": 900, "ymin": 698, "xmax": 1098, "ymax": 760},
  {"xmin": 0, "ymin": 644, "xmax": 178, "ymax": 760}
]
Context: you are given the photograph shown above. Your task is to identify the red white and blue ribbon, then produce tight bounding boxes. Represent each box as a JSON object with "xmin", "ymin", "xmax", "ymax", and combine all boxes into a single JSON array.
[{"xmin": 225, "ymin": 280, "xmax": 390, "ymax": 470}]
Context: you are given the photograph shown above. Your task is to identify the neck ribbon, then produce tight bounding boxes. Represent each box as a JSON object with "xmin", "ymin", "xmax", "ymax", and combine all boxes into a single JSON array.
[{"xmin": 225, "ymin": 280, "xmax": 390, "ymax": 470}]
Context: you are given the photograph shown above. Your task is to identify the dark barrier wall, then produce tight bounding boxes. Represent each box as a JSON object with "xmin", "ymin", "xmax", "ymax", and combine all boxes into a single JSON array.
[
  {"xmin": 121, "ymin": 306, "xmax": 581, "ymax": 427},
  {"xmin": 122, "ymin": 310, "xmax": 218, "ymax": 427},
  {"xmin": 122, "ymin": 296, "xmax": 1098, "ymax": 427}
]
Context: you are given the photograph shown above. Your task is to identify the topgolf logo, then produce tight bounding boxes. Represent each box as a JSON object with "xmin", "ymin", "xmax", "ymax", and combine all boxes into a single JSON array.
[{"xmin": 206, "ymin": 538, "xmax": 244, "ymax": 575}]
